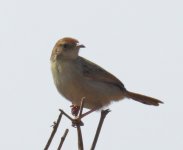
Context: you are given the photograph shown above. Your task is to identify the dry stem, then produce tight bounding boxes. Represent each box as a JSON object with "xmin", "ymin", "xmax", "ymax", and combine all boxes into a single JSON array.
[
  {"xmin": 44, "ymin": 98, "xmax": 109, "ymax": 150},
  {"xmin": 90, "ymin": 109, "xmax": 110, "ymax": 150},
  {"xmin": 76, "ymin": 98, "xmax": 85, "ymax": 150},
  {"xmin": 57, "ymin": 129, "xmax": 69, "ymax": 150}
]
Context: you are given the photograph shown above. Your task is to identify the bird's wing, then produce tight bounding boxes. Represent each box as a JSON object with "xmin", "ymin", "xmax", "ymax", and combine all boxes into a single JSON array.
[{"xmin": 78, "ymin": 56, "xmax": 126, "ymax": 91}]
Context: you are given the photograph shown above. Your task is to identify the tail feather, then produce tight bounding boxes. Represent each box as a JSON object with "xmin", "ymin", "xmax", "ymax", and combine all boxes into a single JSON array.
[{"xmin": 125, "ymin": 91, "xmax": 163, "ymax": 106}]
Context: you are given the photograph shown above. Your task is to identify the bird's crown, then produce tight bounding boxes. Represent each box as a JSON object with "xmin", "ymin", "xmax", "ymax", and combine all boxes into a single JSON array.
[{"xmin": 56, "ymin": 37, "xmax": 79, "ymax": 46}]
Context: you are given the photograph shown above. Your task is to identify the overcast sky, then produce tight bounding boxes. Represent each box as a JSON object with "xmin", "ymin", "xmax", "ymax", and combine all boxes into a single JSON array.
[{"xmin": 0, "ymin": 0, "xmax": 183, "ymax": 149}]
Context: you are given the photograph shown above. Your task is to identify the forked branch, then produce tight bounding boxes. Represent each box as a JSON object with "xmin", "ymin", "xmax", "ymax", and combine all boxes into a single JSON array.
[{"xmin": 44, "ymin": 98, "xmax": 110, "ymax": 150}]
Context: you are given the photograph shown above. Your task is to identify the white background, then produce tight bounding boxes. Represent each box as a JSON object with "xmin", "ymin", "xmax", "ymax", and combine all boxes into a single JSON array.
[{"xmin": 0, "ymin": 0, "xmax": 182, "ymax": 149}]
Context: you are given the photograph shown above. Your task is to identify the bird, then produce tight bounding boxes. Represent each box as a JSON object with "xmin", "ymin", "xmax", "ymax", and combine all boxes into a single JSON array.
[{"xmin": 50, "ymin": 37, "xmax": 163, "ymax": 113}]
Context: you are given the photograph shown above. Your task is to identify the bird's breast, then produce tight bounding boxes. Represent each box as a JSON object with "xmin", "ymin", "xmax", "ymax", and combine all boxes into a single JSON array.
[{"xmin": 51, "ymin": 60, "xmax": 84, "ymax": 102}]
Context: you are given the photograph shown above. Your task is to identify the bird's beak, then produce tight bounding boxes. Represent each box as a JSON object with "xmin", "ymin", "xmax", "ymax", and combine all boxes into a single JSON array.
[{"xmin": 77, "ymin": 44, "xmax": 85, "ymax": 48}]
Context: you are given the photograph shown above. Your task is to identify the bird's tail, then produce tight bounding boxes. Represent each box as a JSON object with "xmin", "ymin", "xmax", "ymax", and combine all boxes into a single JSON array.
[{"xmin": 125, "ymin": 90, "xmax": 163, "ymax": 106}]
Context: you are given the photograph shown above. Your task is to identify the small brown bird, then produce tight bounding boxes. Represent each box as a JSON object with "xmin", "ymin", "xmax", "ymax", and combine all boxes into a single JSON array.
[{"xmin": 50, "ymin": 37, "xmax": 163, "ymax": 111}]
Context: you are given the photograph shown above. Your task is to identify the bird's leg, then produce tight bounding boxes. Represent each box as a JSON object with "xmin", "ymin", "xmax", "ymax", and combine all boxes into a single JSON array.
[
  {"xmin": 70, "ymin": 98, "xmax": 85, "ymax": 127},
  {"xmin": 71, "ymin": 108, "xmax": 97, "ymax": 126},
  {"xmin": 70, "ymin": 98, "xmax": 98, "ymax": 126},
  {"xmin": 69, "ymin": 105, "xmax": 83, "ymax": 127}
]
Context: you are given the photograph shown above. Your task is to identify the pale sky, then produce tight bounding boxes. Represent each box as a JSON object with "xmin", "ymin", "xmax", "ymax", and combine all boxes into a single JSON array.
[{"xmin": 0, "ymin": 0, "xmax": 183, "ymax": 149}]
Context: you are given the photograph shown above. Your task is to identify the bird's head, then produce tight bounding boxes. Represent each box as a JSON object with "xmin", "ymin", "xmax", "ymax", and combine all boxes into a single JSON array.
[{"xmin": 51, "ymin": 37, "xmax": 85, "ymax": 61}]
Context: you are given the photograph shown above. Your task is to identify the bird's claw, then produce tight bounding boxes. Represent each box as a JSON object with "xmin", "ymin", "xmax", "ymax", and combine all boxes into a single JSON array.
[
  {"xmin": 72, "ymin": 117, "xmax": 84, "ymax": 127},
  {"xmin": 70, "ymin": 105, "xmax": 80, "ymax": 116}
]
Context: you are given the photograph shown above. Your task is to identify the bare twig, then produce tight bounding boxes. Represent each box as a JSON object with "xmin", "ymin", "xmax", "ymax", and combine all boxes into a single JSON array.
[
  {"xmin": 78, "ymin": 97, "xmax": 85, "ymax": 118},
  {"xmin": 81, "ymin": 108, "xmax": 97, "ymax": 119},
  {"xmin": 57, "ymin": 129, "xmax": 69, "ymax": 150},
  {"xmin": 75, "ymin": 98, "xmax": 85, "ymax": 150},
  {"xmin": 59, "ymin": 99, "xmax": 85, "ymax": 150},
  {"xmin": 76, "ymin": 124, "xmax": 84, "ymax": 150},
  {"xmin": 59, "ymin": 109, "xmax": 73, "ymax": 121},
  {"xmin": 90, "ymin": 109, "xmax": 110, "ymax": 150},
  {"xmin": 45, "ymin": 98, "xmax": 106, "ymax": 150},
  {"xmin": 44, "ymin": 110, "xmax": 63, "ymax": 150}
]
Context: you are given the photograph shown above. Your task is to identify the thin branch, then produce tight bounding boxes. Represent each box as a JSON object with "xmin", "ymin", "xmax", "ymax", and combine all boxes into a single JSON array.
[
  {"xmin": 59, "ymin": 109, "xmax": 73, "ymax": 121},
  {"xmin": 81, "ymin": 108, "xmax": 97, "ymax": 119},
  {"xmin": 57, "ymin": 129, "xmax": 69, "ymax": 150},
  {"xmin": 59, "ymin": 99, "xmax": 85, "ymax": 150},
  {"xmin": 78, "ymin": 97, "xmax": 85, "ymax": 118},
  {"xmin": 90, "ymin": 109, "xmax": 110, "ymax": 150},
  {"xmin": 44, "ymin": 110, "xmax": 63, "ymax": 150},
  {"xmin": 75, "ymin": 98, "xmax": 85, "ymax": 150},
  {"xmin": 76, "ymin": 124, "xmax": 84, "ymax": 150}
]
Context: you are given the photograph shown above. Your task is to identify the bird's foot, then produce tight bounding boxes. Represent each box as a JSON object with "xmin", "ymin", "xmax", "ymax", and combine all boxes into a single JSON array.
[
  {"xmin": 72, "ymin": 116, "xmax": 84, "ymax": 127},
  {"xmin": 70, "ymin": 98, "xmax": 98, "ymax": 127},
  {"xmin": 70, "ymin": 103, "xmax": 84, "ymax": 127},
  {"xmin": 70, "ymin": 105, "xmax": 80, "ymax": 116}
]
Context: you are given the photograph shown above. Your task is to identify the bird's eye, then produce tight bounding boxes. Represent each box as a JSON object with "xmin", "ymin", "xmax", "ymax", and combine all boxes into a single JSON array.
[{"xmin": 62, "ymin": 43, "xmax": 69, "ymax": 49}]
